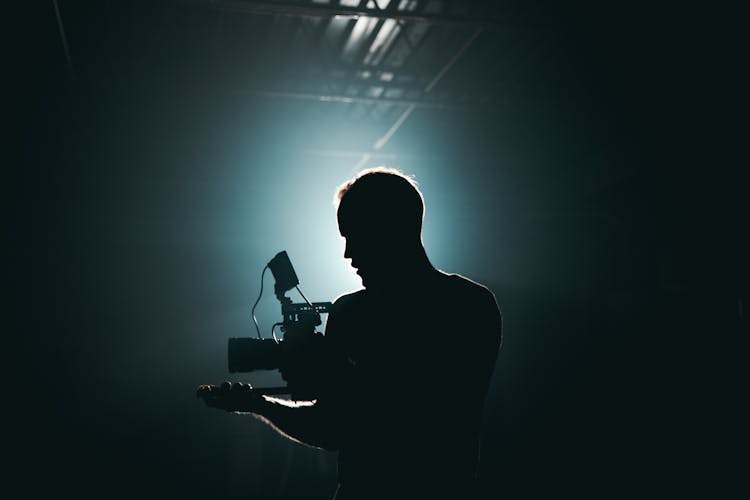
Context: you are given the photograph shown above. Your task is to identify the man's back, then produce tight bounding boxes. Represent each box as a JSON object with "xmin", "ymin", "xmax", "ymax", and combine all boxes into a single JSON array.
[{"xmin": 325, "ymin": 269, "xmax": 502, "ymax": 498}]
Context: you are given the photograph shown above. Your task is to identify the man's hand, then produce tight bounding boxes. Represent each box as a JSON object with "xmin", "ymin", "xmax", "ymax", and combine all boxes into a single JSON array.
[{"xmin": 196, "ymin": 382, "xmax": 264, "ymax": 413}]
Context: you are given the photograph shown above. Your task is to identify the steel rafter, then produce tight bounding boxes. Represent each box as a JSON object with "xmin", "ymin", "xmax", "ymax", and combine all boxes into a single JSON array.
[
  {"xmin": 244, "ymin": 89, "xmax": 475, "ymax": 110},
  {"xmin": 201, "ymin": 0, "xmax": 504, "ymax": 27}
]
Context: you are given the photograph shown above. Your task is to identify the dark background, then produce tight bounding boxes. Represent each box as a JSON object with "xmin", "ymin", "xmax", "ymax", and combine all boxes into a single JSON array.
[{"xmin": 19, "ymin": 1, "xmax": 744, "ymax": 498}]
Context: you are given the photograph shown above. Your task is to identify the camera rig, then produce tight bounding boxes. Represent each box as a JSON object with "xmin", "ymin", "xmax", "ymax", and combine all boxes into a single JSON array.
[{"xmin": 227, "ymin": 251, "xmax": 332, "ymax": 398}]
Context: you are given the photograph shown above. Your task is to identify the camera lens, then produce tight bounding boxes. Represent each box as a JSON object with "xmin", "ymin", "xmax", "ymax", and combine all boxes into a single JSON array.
[{"xmin": 228, "ymin": 338, "xmax": 283, "ymax": 372}]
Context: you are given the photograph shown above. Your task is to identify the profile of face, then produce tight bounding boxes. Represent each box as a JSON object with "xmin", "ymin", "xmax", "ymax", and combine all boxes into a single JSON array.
[
  {"xmin": 336, "ymin": 170, "xmax": 424, "ymax": 289},
  {"xmin": 341, "ymin": 225, "xmax": 400, "ymax": 288}
]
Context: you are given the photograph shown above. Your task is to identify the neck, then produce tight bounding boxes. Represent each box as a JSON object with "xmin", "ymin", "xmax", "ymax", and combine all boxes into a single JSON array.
[
  {"xmin": 364, "ymin": 245, "xmax": 435, "ymax": 292},
  {"xmin": 397, "ymin": 244, "xmax": 433, "ymax": 274}
]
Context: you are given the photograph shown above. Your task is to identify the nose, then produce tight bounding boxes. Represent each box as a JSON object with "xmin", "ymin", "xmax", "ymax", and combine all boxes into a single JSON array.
[{"xmin": 344, "ymin": 238, "xmax": 361, "ymax": 268}]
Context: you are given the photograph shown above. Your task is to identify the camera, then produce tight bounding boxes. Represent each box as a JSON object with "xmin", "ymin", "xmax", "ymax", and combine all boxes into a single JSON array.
[{"xmin": 227, "ymin": 251, "xmax": 332, "ymax": 397}]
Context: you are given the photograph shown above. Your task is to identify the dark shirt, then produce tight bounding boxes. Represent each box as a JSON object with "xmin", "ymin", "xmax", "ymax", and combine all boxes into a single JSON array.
[{"xmin": 321, "ymin": 269, "xmax": 502, "ymax": 499}]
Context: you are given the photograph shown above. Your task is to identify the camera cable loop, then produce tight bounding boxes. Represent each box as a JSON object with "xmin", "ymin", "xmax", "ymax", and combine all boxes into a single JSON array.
[
  {"xmin": 271, "ymin": 322, "xmax": 284, "ymax": 343},
  {"xmin": 251, "ymin": 265, "xmax": 268, "ymax": 339}
]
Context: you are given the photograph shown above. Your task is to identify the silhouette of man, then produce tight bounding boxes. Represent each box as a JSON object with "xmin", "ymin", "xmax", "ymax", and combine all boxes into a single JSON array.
[{"xmin": 199, "ymin": 168, "xmax": 502, "ymax": 499}]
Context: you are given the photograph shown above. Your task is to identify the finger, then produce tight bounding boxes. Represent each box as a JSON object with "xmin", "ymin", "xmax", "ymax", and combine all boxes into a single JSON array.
[{"xmin": 196, "ymin": 384, "xmax": 216, "ymax": 398}]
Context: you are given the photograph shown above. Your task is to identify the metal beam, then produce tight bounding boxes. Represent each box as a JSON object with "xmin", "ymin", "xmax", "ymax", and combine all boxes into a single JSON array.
[
  {"xmin": 371, "ymin": 27, "xmax": 482, "ymax": 149},
  {"xmin": 303, "ymin": 149, "xmax": 415, "ymax": 161},
  {"xmin": 202, "ymin": 0, "xmax": 503, "ymax": 27},
  {"xmin": 246, "ymin": 89, "xmax": 477, "ymax": 110},
  {"xmin": 52, "ymin": 0, "xmax": 75, "ymax": 78},
  {"xmin": 344, "ymin": 26, "xmax": 482, "ymax": 172}
]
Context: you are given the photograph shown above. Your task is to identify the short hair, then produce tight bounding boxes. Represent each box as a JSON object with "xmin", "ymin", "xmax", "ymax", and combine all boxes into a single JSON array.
[{"xmin": 335, "ymin": 167, "xmax": 425, "ymax": 239}]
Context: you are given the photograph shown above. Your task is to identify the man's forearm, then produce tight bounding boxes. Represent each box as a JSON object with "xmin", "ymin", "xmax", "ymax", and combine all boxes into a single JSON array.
[{"xmin": 243, "ymin": 396, "xmax": 341, "ymax": 451}]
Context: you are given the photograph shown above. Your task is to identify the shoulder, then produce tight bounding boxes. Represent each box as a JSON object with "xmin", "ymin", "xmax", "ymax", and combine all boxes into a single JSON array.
[
  {"xmin": 324, "ymin": 289, "xmax": 366, "ymax": 338},
  {"xmin": 439, "ymin": 271, "xmax": 500, "ymax": 311},
  {"xmin": 440, "ymin": 272, "xmax": 503, "ymax": 349},
  {"xmin": 328, "ymin": 289, "xmax": 368, "ymax": 323},
  {"xmin": 331, "ymin": 289, "xmax": 367, "ymax": 311}
]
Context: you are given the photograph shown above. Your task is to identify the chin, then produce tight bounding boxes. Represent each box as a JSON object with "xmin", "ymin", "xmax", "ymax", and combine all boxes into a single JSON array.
[
  {"xmin": 357, "ymin": 270, "xmax": 387, "ymax": 289},
  {"xmin": 356, "ymin": 273, "xmax": 370, "ymax": 288}
]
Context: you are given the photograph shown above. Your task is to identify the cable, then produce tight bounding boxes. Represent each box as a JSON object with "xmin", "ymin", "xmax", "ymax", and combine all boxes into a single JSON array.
[
  {"xmin": 295, "ymin": 285, "xmax": 314, "ymax": 307},
  {"xmin": 251, "ymin": 265, "xmax": 268, "ymax": 339},
  {"xmin": 271, "ymin": 322, "xmax": 283, "ymax": 343}
]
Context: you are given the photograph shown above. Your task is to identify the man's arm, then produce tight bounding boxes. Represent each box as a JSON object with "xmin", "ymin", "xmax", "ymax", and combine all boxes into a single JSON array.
[
  {"xmin": 197, "ymin": 382, "xmax": 343, "ymax": 451},
  {"xmin": 251, "ymin": 395, "xmax": 343, "ymax": 450}
]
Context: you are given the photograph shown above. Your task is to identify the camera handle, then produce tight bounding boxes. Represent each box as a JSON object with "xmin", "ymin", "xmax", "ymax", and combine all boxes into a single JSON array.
[{"xmin": 244, "ymin": 386, "xmax": 293, "ymax": 396}]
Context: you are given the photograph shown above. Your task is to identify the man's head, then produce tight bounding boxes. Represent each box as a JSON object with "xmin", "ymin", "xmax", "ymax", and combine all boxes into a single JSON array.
[{"xmin": 335, "ymin": 167, "xmax": 426, "ymax": 288}]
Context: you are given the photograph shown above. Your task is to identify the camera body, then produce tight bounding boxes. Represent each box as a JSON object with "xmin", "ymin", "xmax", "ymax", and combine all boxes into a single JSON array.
[
  {"xmin": 227, "ymin": 301, "xmax": 332, "ymax": 373},
  {"xmin": 227, "ymin": 251, "xmax": 332, "ymax": 398}
]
